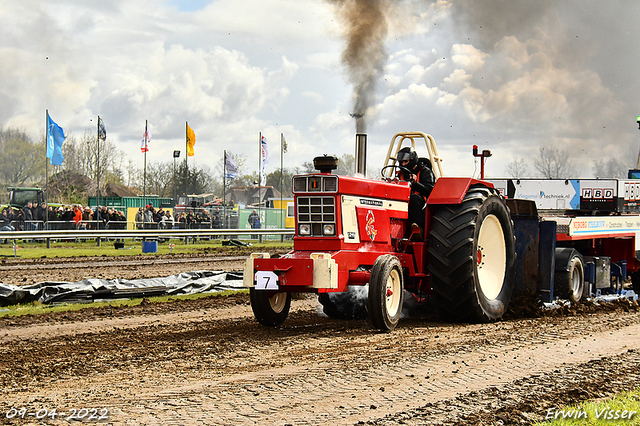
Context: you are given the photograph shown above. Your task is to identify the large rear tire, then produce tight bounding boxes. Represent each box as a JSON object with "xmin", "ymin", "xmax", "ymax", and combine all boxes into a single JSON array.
[
  {"xmin": 250, "ymin": 289, "xmax": 291, "ymax": 327},
  {"xmin": 554, "ymin": 248, "xmax": 585, "ymax": 303},
  {"xmin": 428, "ymin": 187, "xmax": 516, "ymax": 322},
  {"xmin": 368, "ymin": 255, "xmax": 404, "ymax": 331}
]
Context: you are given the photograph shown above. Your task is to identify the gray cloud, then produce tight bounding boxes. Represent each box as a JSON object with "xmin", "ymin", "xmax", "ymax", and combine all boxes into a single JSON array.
[
  {"xmin": 1, "ymin": 0, "xmax": 639, "ymax": 180},
  {"xmin": 364, "ymin": 0, "xmax": 639, "ymax": 177}
]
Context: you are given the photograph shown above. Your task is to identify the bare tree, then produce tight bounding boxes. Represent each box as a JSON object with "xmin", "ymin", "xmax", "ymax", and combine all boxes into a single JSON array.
[
  {"xmin": 60, "ymin": 133, "xmax": 81, "ymax": 172},
  {"xmin": 126, "ymin": 159, "xmax": 139, "ymax": 187},
  {"xmin": 336, "ymin": 153, "xmax": 355, "ymax": 176},
  {"xmin": 61, "ymin": 129, "xmax": 124, "ymax": 186},
  {"xmin": 0, "ymin": 127, "xmax": 44, "ymax": 186},
  {"xmin": 534, "ymin": 147, "xmax": 575, "ymax": 179},
  {"xmin": 298, "ymin": 161, "xmax": 316, "ymax": 174},
  {"xmin": 593, "ymin": 158, "xmax": 629, "ymax": 179},
  {"xmin": 505, "ymin": 157, "xmax": 529, "ymax": 179},
  {"xmin": 144, "ymin": 161, "xmax": 173, "ymax": 197}
]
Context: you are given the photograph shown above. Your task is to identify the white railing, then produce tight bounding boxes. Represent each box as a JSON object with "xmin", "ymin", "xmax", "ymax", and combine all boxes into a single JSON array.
[
  {"xmin": 0, "ymin": 228, "xmax": 294, "ymax": 248},
  {"xmin": 1, "ymin": 219, "xmax": 228, "ymax": 231}
]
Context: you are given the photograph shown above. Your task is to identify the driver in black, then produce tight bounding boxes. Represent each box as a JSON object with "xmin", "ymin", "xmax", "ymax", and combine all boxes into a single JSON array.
[{"xmin": 397, "ymin": 147, "xmax": 435, "ymax": 237}]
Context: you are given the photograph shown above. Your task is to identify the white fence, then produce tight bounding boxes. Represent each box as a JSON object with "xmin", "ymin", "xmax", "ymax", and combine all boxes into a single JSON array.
[{"xmin": 0, "ymin": 228, "xmax": 294, "ymax": 248}]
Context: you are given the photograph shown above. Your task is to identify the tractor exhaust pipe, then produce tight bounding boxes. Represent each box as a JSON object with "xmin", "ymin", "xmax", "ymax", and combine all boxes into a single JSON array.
[{"xmin": 355, "ymin": 133, "xmax": 367, "ymax": 176}]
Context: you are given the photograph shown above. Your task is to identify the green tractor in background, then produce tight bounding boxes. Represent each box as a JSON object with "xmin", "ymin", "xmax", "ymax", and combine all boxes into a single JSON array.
[{"xmin": 3, "ymin": 187, "xmax": 45, "ymax": 211}]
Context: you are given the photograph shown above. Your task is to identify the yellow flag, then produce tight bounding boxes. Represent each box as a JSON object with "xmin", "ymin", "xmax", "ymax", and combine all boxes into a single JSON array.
[{"xmin": 186, "ymin": 123, "xmax": 196, "ymax": 157}]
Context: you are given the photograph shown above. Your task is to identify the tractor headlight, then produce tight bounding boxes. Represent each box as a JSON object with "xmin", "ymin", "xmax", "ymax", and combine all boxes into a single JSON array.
[
  {"xmin": 323, "ymin": 224, "xmax": 335, "ymax": 235},
  {"xmin": 299, "ymin": 224, "xmax": 311, "ymax": 235}
]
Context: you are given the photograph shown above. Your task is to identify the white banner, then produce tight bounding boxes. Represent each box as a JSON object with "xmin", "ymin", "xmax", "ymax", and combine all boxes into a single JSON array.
[{"xmin": 260, "ymin": 135, "xmax": 269, "ymax": 186}]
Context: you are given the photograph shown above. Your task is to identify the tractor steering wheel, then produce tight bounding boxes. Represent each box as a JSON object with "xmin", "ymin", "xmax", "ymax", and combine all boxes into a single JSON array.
[{"xmin": 381, "ymin": 164, "xmax": 412, "ymax": 182}]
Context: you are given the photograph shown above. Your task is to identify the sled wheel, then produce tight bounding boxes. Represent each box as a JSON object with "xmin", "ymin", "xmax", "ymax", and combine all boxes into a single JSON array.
[
  {"xmin": 554, "ymin": 248, "xmax": 585, "ymax": 303},
  {"xmin": 428, "ymin": 186, "xmax": 516, "ymax": 322},
  {"xmin": 368, "ymin": 255, "xmax": 404, "ymax": 331},
  {"xmin": 318, "ymin": 289, "xmax": 368, "ymax": 320},
  {"xmin": 249, "ymin": 288, "xmax": 291, "ymax": 327}
]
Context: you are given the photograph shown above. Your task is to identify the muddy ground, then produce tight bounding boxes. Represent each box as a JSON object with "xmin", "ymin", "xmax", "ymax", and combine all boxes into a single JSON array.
[
  {"xmin": 1, "ymin": 253, "xmax": 640, "ymax": 425},
  {"xmin": 0, "ymin": 247, "xmax": 267, "ymax": 286}
]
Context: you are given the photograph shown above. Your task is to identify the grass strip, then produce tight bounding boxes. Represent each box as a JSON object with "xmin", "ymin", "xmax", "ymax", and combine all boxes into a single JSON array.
[
  {"xmin": 535, "ymin": 389, "xmax": 640, "ymax": 425},
  {"xmin": 0, "ymin": 239, "xmax": 291, "ymax": 258},
  {"xmin": 0, "ymin": 290, "xmax": 247, "ymax": 319}
]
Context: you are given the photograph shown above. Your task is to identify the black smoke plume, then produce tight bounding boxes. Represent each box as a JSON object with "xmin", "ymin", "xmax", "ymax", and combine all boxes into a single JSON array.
[{"xmin": 328, "ymin": 0, "xmax": 389, "ymax": 133}]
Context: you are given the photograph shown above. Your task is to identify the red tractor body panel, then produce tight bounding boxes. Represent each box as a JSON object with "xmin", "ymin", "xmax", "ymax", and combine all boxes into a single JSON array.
[
  {"xmin": 338, "ymin": 175, "xmax": 411, "ymax": 200},
  {"xmin": 245, "ymin": 174, "xmax": 423, "ymax": 293},
  {"xmin": 252, "ymin": 249, "xmax": 417, "ymax": 293},
  {"xmin": 292, "ymin": 176, "xmax": 411, "ymax": 253},
  {"xmin": 428, "ymin": 177, "xmax": 494, "ymax": 204}
]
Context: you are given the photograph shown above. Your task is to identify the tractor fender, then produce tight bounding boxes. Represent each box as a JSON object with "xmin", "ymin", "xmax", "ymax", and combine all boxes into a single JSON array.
[{"xmin": 427, "ymin": 178, "xmax": 495, "ymax": 205}]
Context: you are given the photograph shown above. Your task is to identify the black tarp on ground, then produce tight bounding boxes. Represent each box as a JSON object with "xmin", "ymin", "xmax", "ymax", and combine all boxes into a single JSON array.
[{"xmin": 0, "ymin": 271, "xmax": 244, "ymax": 306}]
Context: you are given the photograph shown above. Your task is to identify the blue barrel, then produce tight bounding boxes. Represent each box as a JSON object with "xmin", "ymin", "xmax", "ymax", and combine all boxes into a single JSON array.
[{"xmin": 141, "ymin": 241, "xmax": 158, "ymax": 253}]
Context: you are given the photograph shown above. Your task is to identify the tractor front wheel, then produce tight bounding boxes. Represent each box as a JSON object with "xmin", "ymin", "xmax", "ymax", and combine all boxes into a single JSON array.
[
  {"xmin": 250, "ymin": 289, "xmax": 291, "ymax": 327},
  {"xmin": 428, "ymin": 187, "xmax": 516, "ymax": 322},
  {"xmin": 368, "ymin": 255, "xmax": 404, "ymax": 331}
]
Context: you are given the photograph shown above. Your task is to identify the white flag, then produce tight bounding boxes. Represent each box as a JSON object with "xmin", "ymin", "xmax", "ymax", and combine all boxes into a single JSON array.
[
  {"xmin": 141, "ymin": 128, "xmax": 151, "ymax": 153},
  {"xmin": 260, "ymin": 135, "xmax": 269, "ymax": 186},
  {"xmin": 225, "ymin": 152, "xmax": 238, "ymax": 180}
]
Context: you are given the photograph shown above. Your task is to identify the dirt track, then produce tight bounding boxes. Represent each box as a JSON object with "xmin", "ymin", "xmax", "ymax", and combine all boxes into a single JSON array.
[{"xmin": 1, "ymin": 254, "xmax": 640, "ymax": 425}]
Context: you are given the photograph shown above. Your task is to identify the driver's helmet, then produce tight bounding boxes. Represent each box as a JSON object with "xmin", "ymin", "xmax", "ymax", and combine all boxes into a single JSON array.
[{"xmin": 397, "ymin": 147, "xmax": 419, "ymax": 172}]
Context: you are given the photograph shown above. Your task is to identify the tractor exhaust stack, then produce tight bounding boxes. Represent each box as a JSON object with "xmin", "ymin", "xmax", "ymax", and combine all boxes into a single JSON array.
[{"xmin": 355, "ymin": 133, "xmax": 367, "ymax": 176}]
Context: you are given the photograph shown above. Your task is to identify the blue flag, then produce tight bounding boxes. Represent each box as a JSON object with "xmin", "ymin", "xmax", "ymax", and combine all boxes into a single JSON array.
[{"xmin": 46, "ymin": 111, "xmax": 66, "ymax": 166}]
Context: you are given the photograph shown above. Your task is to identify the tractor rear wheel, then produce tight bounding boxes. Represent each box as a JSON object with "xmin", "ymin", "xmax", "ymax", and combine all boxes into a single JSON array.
[
  {"xmin": 368, "ymin": 255, "xmax": 404, "ymax": 331},
  {"xmin": 554, "ymin": 248, "xmax": 585, "ymax": 303},
  {"xmin": 428, "ymin": 186, "xmax": 516, "ymax": 322},
  {"xmin": 250, "ymin": 289, "xmax": 291, "ymax": 327}
]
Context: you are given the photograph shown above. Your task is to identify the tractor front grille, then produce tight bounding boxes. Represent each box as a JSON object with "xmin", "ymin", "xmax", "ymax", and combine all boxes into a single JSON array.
[
  {"xmin": 296, "ymin": 196, "xmax": 336, "ymax": 237},
  {"xmin": 293, "ymin": 175, "xmax": 338, "ymax": 193}
]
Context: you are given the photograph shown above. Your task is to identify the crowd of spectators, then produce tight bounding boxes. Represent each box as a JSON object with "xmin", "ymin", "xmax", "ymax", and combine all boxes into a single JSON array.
[
  {"xmin": 0, "ymin": 202, "xmax": 127, "ymax": 231},
  {"xmin": 0, "ymin": 202, "xmax": 227, "ymax": 233},
  {"xmin": 134, "ymin": 203, "xmax": 221, "ymax": 229},
  {"xmin": 134, "ymin": 203, "xmax": 176, "ymax": 229}
]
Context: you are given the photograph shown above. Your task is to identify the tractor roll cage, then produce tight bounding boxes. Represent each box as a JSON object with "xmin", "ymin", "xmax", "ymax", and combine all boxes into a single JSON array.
[{"xmin": 382, "ymin": 132, "xmax": 444, "ymax": 180}]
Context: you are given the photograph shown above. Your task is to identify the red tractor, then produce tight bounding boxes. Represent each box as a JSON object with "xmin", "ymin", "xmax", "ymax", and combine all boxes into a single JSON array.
[{"xmin": 243, "ymin": 132, "xmax": 516, "ymax": 331}]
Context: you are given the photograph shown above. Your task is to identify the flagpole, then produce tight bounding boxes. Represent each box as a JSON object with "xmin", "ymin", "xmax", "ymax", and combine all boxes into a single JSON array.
[
  {"xmin": 45, "ymin": 110, "xmax": 48, "ymax": 210},
  {"xmin": 223, "ymin": 150, "xmax": 227, "ymax": 228},
  {"xmin": 258, "ymin": 132, "xmax": 261, "ymax": 241},
  {"xmin": 184, "ymin": 121, "xmax": 188, "ymax": 198},
  {"xmin": 96, "ymin": 115, "xmax": 100, "ymax": 210},
  {"xmin": 143, "ymin": 120, "xmax": 147, "ymax": 208},
  {"xmin": 280, "ymin": 133, "xmax": 283, "ymax": 230}
]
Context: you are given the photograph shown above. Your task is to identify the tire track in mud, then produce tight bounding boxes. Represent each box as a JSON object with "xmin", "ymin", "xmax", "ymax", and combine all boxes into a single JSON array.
[
  {"xmin": 116, "ymin": 320, "xmax": 640, "ymax": 425},
  {"xmin": 0, "ymin": 252, "xmax": 259, "ymax": 286},
  {"xmin": 0, "ymin": 255, "xmax": 246, "ymax": 270},
  {"xmin": 1, "ymin": 299, "xmax": 639, "ymax": 426}
]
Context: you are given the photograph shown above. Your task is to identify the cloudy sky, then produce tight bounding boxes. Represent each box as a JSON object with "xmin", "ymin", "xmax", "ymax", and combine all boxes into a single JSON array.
[{"xmin": 2, "ymin": 0, "xmax": 640, "ymax": 180}]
